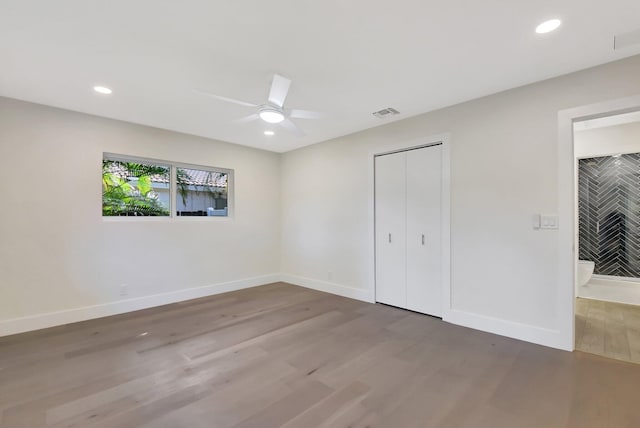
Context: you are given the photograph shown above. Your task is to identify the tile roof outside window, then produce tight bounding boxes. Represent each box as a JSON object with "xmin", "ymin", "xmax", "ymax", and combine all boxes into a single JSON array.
[{"xmin": 104, "ymin": 162, "xmax": 227, "ymax": 187}]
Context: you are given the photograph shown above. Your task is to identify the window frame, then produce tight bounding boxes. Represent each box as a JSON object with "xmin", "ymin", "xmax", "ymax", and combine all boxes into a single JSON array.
[{"xmin": 102, "ymin": 153, "xmax": 234, "ymax": 221}]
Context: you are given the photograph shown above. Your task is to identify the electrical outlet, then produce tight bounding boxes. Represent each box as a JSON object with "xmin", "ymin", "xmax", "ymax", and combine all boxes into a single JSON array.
[{"xmin": 119, "ymin": 284, "xmax": 129, "ymax": 297}]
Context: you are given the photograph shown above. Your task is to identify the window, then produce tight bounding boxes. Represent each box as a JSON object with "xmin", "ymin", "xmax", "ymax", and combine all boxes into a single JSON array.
[
  {"xmin": 102, "ymin": 154, "xmax": 231, "ymax": 218},
  {"xmin": 102, "ymin": 158, "xmax": 171, "ymax": 216},
  {"xmin": 176, "ymin": 167, "xmax": 228, "ymax": 216}
]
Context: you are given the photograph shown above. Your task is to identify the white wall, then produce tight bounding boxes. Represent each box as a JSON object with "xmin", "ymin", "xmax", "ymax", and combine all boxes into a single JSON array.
[
  {"xmin": 0, "ymin": 97, "xmax": 281, "ymax": 334},
  {"xmin": 575, "ymin": 120, "xmax": 640, "ymax": 158},
  {"xmin": 281, "ymin": 55, "xmax": 640, "ymax": 350}
]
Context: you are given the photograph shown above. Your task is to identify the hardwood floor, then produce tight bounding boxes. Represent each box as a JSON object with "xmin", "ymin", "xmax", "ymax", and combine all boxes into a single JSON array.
[
  {"xmin": 2, "ymin": 283, "xmax": 640, "ymax": 427},
  {"xmin": 575, "ymin": 297, "xmax": 640, "ymax": 364}
]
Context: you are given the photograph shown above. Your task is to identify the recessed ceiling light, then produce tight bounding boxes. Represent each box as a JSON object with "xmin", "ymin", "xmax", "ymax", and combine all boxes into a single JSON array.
[
  {"xmin": 258, "ymin": 107, "xmax": 285, "ymax": 124},
  {"xmin": 264, "ymin": 130, "xmax": 275, "ymax": 136},
  {"xmin": 536, "ymin": 19, "xmax": 561, "ymax": 34},
  {"xmin": 93, "ymin": 85, "xmax": 113, "ymax": 95}
]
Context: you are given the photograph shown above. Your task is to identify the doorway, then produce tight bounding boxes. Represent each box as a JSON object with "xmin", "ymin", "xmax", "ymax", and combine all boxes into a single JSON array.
[{"xmin": 573, "ymin": 111, "xmax": 640, "ymax": 363}]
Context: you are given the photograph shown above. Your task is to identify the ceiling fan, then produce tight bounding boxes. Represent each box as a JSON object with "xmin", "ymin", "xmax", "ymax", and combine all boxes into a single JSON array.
[{"xmin": 196, "ymin": 74, "xmax": 321, "ymax": 136}]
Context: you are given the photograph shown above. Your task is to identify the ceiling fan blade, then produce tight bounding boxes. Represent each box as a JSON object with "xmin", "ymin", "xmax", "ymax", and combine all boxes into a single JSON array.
[
  {"xmin": 288, "ymin": 109, "xmax": 323, "ymax": 120},
  {"xmin": 280, "ymin": 118, "xmax": 306, "ymax": 137},
  {"xmin": 194, "ymin": 89, "xmax": 258, "ymax": 108},
  {"xmin": 268, "ymin": 74, "xmax": 291, "ymax": 108},
  {"xmin": 233, "ymin": 113, "xmax": 260, "ymax": 124}
]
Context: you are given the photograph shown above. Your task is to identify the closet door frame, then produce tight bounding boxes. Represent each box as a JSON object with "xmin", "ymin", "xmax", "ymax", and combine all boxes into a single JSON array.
[{"xmin": 369, "ymin": 133, "xmax": 451, "ymax": 320}]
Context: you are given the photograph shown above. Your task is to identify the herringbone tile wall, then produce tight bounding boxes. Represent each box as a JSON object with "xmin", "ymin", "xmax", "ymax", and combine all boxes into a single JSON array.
[{"xmin": 578, "ymin": 153, "xmax": 640, "ymax": 277}]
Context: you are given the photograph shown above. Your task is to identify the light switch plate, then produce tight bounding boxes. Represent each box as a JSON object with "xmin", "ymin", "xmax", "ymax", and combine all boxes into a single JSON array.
[{"xmin": 540, "ymin": 215, "xmax": 559, "ymax": 229}]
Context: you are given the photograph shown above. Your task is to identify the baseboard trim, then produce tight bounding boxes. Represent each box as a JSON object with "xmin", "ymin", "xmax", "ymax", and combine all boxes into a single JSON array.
[
  {"xmin": 0, "ymin": 274, "xmax": 281, "ymax": 338},
  {"xmin": 444, "ymin": 309, "xmax": 571, "ymax": 351},
  {"xmin": 280, "ymin": 274, "xmax": 375, "ymax": 303}
]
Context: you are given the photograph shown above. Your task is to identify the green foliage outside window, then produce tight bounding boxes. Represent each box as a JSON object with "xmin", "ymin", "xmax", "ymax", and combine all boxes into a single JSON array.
[{"xmin": 102, "ymin": 160, "xmax": 170, "ymax": 216}]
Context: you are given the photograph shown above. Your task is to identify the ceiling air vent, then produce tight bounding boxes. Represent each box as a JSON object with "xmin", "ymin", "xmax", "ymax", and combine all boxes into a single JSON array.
[
  {"xmin": 614, "ymin": 28, "xmax": 640, "ymax": 50},
  {"xmin": 372, "ymin": 107, "xmax": 400, "ymax": 119}
]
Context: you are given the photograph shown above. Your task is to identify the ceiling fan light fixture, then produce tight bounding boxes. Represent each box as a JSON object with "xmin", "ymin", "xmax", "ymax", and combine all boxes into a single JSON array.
[
  {"xmin": 259, "ymin": 107, "xmax": 285, "ymax": 124},
  {"xmin": 196, "ymin": 74, "xmax": 312, "ymax": 137}
]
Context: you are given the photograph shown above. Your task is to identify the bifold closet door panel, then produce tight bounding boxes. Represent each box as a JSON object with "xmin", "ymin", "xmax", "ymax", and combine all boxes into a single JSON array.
[
  {"xmin": 406, "ymin": 145, "xmax": 442, "ymax": 316},
  {"xmin": 375, "ymin": 151, "xmax": 407, "ymax": 308}
]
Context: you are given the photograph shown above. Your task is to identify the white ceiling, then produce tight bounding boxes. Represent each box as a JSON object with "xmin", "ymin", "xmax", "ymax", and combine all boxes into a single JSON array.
[{"xmin": 1, "ymin": 1, "xmax": 640, "ymax": 153}]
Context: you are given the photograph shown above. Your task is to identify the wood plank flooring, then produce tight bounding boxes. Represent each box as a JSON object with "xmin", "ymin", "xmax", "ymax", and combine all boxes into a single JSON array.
[
  {"xmin": 2, "ymin": 283, "xmax": 640, "ymax": 427},
  {"xmin": 575, "ymin": 297, "xmax": 640, "ymax": 364}
]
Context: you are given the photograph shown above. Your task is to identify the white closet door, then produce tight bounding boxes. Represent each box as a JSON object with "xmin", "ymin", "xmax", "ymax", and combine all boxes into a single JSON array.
[
  {"xmin": 406, "ymin": 145, "xmax": 442, "ymax": 316},
  {"xmin": 375, "ymin": 151, "xmax": 407, "ymax": 308}
]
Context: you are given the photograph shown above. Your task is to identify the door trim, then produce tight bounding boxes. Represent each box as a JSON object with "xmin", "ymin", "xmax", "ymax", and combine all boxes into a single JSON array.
[
  {"xmin": 374, "ymin": 141, "xmax": 442, "ymax": 158},
  {"xmin": 368, "ymin": 133, "xmax": 451, "ymax": 319}
]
